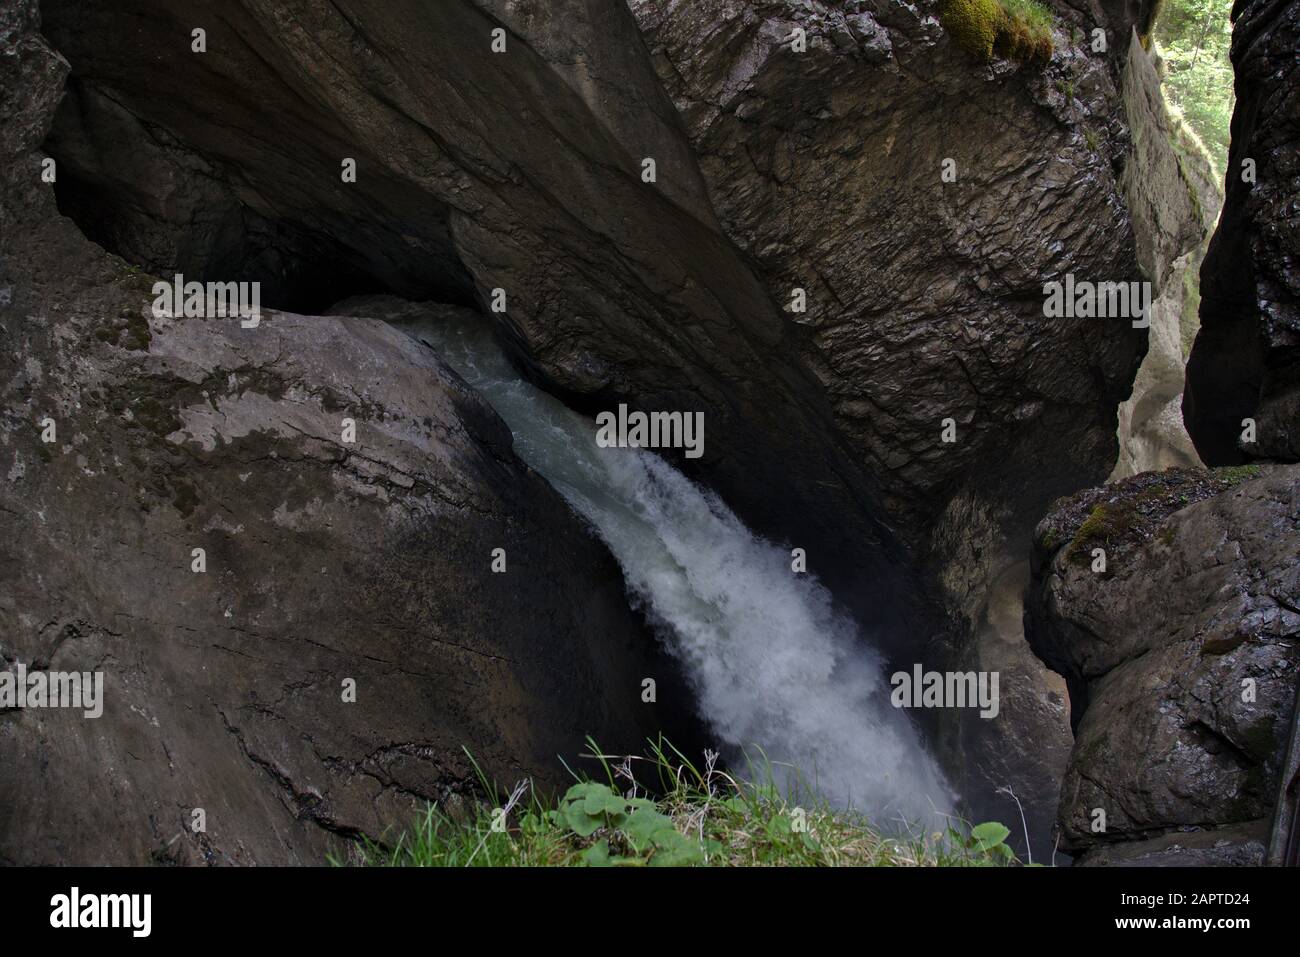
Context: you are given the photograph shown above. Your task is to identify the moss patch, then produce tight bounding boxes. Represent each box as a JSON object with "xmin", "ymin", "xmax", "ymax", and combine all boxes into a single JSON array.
[
  {"xmin": 1211, "ymin": 464, "xmax": 1263, "ymax": 487},
  {"xmin": 1042, "ymin": 468, "xmax": 1232, "ymax": 568},
  {"xmin": 1199, "ymin": 632, "xmax": 1247, "ymax": 656},
  {"xmin": 940, "ymin": 0, "xmax": 1054, "ymax": 65},
  {"xmin": 1068, "ymin": 504, "xmax": 1132, "ymax": 564},
  {"xmin": 940, "ymin": 0, "xmax": 1002, "ymax": 59}
]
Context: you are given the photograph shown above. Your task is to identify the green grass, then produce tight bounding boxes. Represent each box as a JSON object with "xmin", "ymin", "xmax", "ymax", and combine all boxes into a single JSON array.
[
  {"xmin": 333, "ymin": 739, "xmax": 1025, "ymax": 867},
  {"xmin": 998, "ymin": 0, "xmax": 1054, "ymax": 33},
  {"xmin": 939, "ymin": 0, "xmax": 1055, "ymax": 64},
  {"xmin": 1212, "ymin": 464, "xmax": 1262, "ymax": 487}
]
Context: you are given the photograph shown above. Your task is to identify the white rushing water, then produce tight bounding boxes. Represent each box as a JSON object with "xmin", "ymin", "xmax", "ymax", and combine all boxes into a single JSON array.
[{"xmin": 395, "ymin": 310, "xmax": 953, "ymax": 827}]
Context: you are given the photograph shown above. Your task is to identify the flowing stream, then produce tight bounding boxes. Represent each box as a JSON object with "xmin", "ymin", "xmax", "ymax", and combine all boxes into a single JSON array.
[{"xmin": 394, "ymin": 310, "xmax": 953, "ymax": 827}]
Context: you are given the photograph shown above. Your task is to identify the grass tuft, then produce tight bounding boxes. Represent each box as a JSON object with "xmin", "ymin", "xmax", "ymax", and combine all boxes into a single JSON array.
[
  {"xmin": 334, "ymin": 740, "xmax": 1025, "ymax": 868},
  {"xmin": 940, "ymin": 0, "xmax": 1055, "ymax": 65}
]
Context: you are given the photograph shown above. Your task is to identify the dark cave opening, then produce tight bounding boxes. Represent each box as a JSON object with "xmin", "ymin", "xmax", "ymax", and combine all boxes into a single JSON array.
[
  {"xmin": 51, "ymin": 170, "xmax": 394, "ymax": 314},
  {"xmin": 41, "ymin": 77, "xmax": 479, "ymax": 316}
]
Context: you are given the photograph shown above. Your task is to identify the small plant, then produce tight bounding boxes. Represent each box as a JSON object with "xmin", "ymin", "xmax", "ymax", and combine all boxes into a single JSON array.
[
  {"xmin": 950, "ymin": 820, "xmax": 1017, "ymax": 864},
  {"xmin": 939, "ymin": 0, "xmax": 1055, "ymax": 65},
  {"xmin": 556, "ymin": 781, "xmax": 709, "ymax": 866},
  {"xmin": 1212, "ymin": 464, "xmax": 1262, "ymax": 487},
  {"xmin": 337, "ymin": 740, "xmax": 1026, "ymax": 868}
]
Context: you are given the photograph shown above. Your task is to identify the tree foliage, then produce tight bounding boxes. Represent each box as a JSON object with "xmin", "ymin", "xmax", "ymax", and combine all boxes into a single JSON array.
[{"xmin": 1154, "ymin": 0, "xmax": 1235, "ymax": 164}]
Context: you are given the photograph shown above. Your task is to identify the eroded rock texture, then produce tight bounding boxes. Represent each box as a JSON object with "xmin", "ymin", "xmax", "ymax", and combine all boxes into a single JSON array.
[
  {"xmin": 39, "ymin": 0, "xmax": 902, "ymax": 623},
  {"xmin": 2, "ymin": 0, "xmax": 1254, "ymax": 865},
  {"xmin": 38, "ymin": 2, "xmax": 1204, "ymax": 632},
  {"xmin": 1110, "ymin": 51, "xmax": 1221, "ymax": 479},
  {"xmin": 1186, "ymin": 0, "xmax": 1300, "ymax": 465},
  {"xmin": 1, "ymin": 1, "xmax": 689, "ymax": 865},
  {"xmin": 630, "ymin": 1, "xmax": 1178, "ymax": 554},
  {"xmin": 629, "ymin": 0, "xmax": 1208, "ymax": 846},
  {"xmin": 1025, "ymin": 467, "xmax": 1300, "ymax": 864}
]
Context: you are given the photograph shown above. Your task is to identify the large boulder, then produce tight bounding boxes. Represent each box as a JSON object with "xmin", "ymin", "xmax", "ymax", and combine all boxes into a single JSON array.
[
  {"xmin": 1024, "ymin": 466, "xmax": 1300, "ymax": 864},
  {"xmin": 1185, "ymin": 0, "xmax": 1300, "ymax": 465}
]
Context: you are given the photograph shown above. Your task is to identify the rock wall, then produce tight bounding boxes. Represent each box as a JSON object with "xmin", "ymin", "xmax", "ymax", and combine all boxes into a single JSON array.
[
  {"xmin": 3, "ymin": 0, "xmax": 1259, "ymax": 864},
  {"xmin": 1110, "ymin": 41, "xmax": 1222, "ymax": 480},
  {"xmin": 629, "ymin": 0, "xmax": 1210, "ymax": 848},
  {"xmin": 629, "ymin": 0, "xmax": 1177, "ymax": 557},
  {"xmin": 1025, "ymin": 466, "xmax": 1300, "ymax": 864},
  {"xmin": 0, "ymin": 1, "xmax": 692, "ymax": 865},
  {"xmin": 37, "ymin": 0, "xmax": 907, "ymax": 631},
  {"xmin": 37, "ymin": 1, "xmax": 1201, "ymax": 643},
  {"xmin": 1185, "ymin": 0, "xmax": 1299, "ymax": 465}
]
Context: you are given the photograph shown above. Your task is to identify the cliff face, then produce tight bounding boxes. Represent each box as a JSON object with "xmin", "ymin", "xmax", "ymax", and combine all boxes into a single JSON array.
[
  {"xmin": 630, "ymin": 0, "xmax": 1159, "ymax": 562},
  {"xmin": 0, "ymin": 1, "xmax": 693, "ymax": 865},
  {"xmin": 35, "ymin": 1, "xmax": 1200, "ymax": 634},
  {"xmin": 2, "ymin": 0, "xmax": 1260, "ymax": 865},
  {"xmin": 1024, "ymin": 466, "xmax": 1300, "ymax": 864},
  {"xmin": 1185, "ymin": 0, "xmax": 1300, "ymax": 466},
  {"xmin": 1022, "ymin": 0, "xmax": 1300, "ymax": 867},
  {"xmin": 37, "ymin": 0, "xmax": 897, "ymax": 621},
  {"xmin": 627, "ymin": 0, "xmax": 1210, "ymax": 844}
]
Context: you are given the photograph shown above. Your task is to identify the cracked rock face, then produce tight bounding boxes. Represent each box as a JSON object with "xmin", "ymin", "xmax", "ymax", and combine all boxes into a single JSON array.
[
  {"xmin": 37, "ymin": 0, "xmax": 1200, "ymax": 648},
  {"xmin": 1185, "ymin": 0, "xmax": 1300, "ymax": 465},
  {"xmin": 1024, "ymin": 466, "xmax": 1300, "ymax": 864},
  {"xmin": 0, "ymin": 1, "xmax": 689, "ymax": 864},
  {"xmin": 25, "ymin": 0, "xmax": 1212, "ymax": 857},
  {"xmin": 628, "ymin": 0, "xmax": 1206, "ymax": 848},
  {"xmin": 628, "ymin": 0, "xmax": 1176, "ymax": 553}
]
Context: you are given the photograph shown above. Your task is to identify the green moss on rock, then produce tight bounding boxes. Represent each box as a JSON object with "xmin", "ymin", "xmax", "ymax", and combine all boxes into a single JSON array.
[
  {"xmin": 939, "ymin": 0, "xmax": 1003, "ymax": 59},
  {"xmin": 941, "ymin": 0, "xmax": 1055, "ymax": 65},
  {"xmin": 1211, "ymin": 464, "xmax": 1263, "ymax": 487}
]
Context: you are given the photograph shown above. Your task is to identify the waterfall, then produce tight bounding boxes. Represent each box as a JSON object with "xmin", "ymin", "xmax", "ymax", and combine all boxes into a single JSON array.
[{"xmin": 388, "ymin": 305, "xmax": 952, "ymax": 827}]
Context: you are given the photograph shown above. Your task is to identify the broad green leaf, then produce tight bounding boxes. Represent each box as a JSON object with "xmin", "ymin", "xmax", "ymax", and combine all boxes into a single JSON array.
[
  {"xmin": 563, "ymin": 801, "xmax": 602, "ymax": 837},
  {"xmin": 581, "ymin": 841, "xmax": 612, "ymax": 867},
  {"xmin": 970, "ymin": 821, "xmax": 1010, "ymax": 849}
]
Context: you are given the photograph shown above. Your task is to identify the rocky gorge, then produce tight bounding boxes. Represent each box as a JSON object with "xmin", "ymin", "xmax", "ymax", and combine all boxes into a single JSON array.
[{"xmin": 0, "ymin": 0, "xmax": 1296, "ymax": 866}]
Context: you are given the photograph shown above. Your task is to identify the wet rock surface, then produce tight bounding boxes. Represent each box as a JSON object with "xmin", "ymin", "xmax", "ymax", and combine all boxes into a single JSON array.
[
  {"xmin": 1, "ymin": 0, "xmax": 1287, "ymax": 866},
  {"xmin": 628, "ymin": 1, "xmax": 1207, "ymax": 848},
  {"xmin": 1185, "ymin": 0, "xmax": 1300, "ymax": 465},
  {"xmin": 1025, "ymin": 466, "xmax": 1300, "ymax": 863},
  {"xmin": 629, "ymin": 0, "xmax": 1178, "ymax": 552},
  {"xmin": 1, "ymin": 1, "xmax": 691, "ymax": 865}
]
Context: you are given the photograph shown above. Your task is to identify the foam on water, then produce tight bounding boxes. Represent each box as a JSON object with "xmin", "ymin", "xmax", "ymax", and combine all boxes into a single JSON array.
[{"xmin": 396, "ymin": 311, "xmax": 952, "ymax": 826}]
